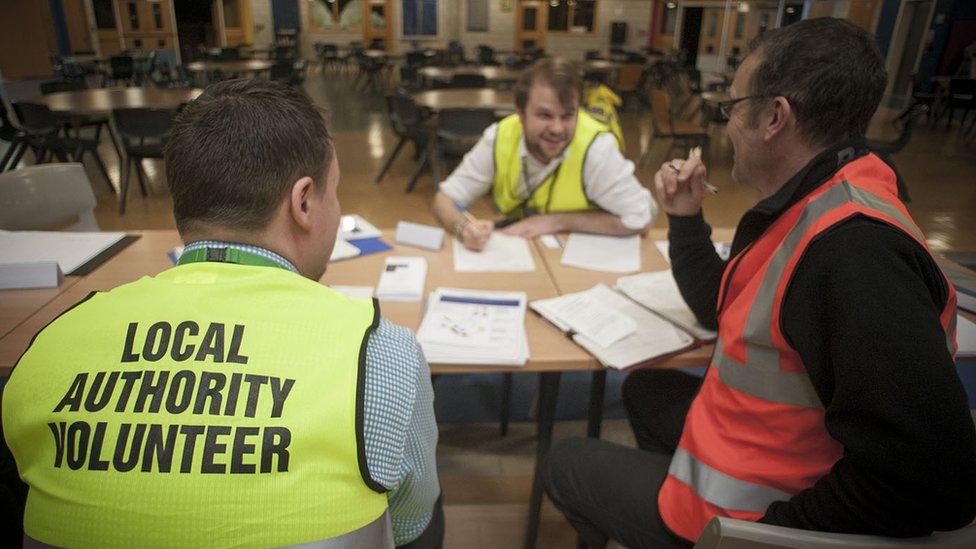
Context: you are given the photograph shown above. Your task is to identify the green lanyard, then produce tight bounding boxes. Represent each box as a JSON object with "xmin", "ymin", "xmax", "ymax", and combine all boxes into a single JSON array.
[{"xmin": 177, "ymin": 246, "xmax": 288, "ymax": 271}]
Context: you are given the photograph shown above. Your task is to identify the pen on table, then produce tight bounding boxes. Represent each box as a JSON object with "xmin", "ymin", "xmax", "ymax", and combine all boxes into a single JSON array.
[
  {"xmin": 668, "ymin": 147, "xmax": 719, "ymax": 195},
  {"xmin": 452, "ymin": 200, "xmax": 486, "ymax": 235}
]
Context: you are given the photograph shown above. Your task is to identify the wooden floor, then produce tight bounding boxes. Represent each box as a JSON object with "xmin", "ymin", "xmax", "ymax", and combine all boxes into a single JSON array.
[{"xmin": 7, "ymin": 67, "xmax": 976, "ymax": 547}]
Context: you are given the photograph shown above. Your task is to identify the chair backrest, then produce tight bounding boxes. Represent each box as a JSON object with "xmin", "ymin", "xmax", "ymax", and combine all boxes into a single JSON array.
[
  {"xmin": 694, "ymin": 516, "xmax": 976, "ymax": 548},
  {"xmin": 406, "ymin": 51, "xmax": 428, "ymax": 67},
  {"xmin": 270, "ymin": 60, "xmax": 295, "ymax": 81},
  {"xmin": 399, "ymin": 65, "xmax": 419, "ymax": 89},
  {"xmin": 110, "ymin": 55, "xmax": 135, "ymax": 79},
  {"xmin": 585, "ymin": 50, "xmax": 603, "ymax": 61},
  {"xmin": 437, "ymin": 108, "xmax": 496, "ymax": 139},
  {"xmin": 616, "ymin": 63, "xmax": 644, "ymax": 93},
  {"xmin": 448, "ymin": 73, "xmax": 487, "ymax": 89},
  {"xmin": 40, "ymin": 79, "xmax": 87, "ymax": 95},
  {"xmin": 370, "ymin": 38, "xmax": 385, "ymax": 50},
  {"xmin": 649, "ymin": 88, "xmax": 675, "ymax": 135},
  {"xmin": 477, "ymin": 45, "xmax": 497, "ymax": 65},
  {"xmin": 0, "ymin": 163, "xmax": 99, "ymax": 231},
  {"xmin": 111, "ymin": 107, "xmax": 176, "ymax": 143},
  {"xmin": 12, "ymin": 102, "xmax": 60, "ymax": 134},
  {"xmin": 386, "ymin": 92, "xmax": 424, "ymax": 133}
]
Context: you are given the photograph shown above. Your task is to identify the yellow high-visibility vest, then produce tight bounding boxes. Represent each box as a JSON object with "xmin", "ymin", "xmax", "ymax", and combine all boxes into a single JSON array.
[
  {"xmin": 492, "ymin": 110, "xmax": 611, "ymax": 219},
  {"xmin": 3, "ymin": 257, "xmax": 388, "ymax": 548}
]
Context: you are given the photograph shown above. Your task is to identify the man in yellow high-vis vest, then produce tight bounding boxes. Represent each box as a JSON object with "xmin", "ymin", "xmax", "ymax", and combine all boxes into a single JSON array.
[
  {"xmin": 1, "ymin": 80, "xmax": 442, "ymax": 548},
  {"xmin": 431, "ymin": 58, "xmax": 657, "ymax": 251}
]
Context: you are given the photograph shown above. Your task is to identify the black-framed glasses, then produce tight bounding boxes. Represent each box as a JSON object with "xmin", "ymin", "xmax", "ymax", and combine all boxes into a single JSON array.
[{"xmin": 717, "ymin": 95, "xmax": 768, "ymax": 119}]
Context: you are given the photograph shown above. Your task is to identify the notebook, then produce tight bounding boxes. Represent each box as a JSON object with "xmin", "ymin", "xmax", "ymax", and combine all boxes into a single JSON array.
[{"xmin": 531, "ymin": 283, "xmax": 696, "ymax": 370}]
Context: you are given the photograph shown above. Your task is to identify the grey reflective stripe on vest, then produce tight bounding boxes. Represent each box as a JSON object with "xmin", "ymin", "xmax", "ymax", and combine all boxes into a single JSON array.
[
  {"xmin": 24, "ymin": 509, "xmax": 394, "ymax": 549},
  {"xmin": 668, "ymin": 447, "xmax": 792, "ymax": 513},
  {"xmin": 717, "ymin": 179, "xmax": 927, "ymax": 408}
]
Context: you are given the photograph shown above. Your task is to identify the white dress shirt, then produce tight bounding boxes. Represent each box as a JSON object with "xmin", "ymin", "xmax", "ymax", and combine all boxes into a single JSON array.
[{"xmin": 438, "ymin": 123, "xmax": 657, "ymax": 230}]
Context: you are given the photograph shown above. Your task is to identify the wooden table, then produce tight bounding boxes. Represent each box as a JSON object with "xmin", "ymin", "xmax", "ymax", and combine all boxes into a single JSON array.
[
  {"xmin": 185, "ymin": 59, "xmax": 275, "ymax": 74},
  {"xmin": 583, "ymin": 60, "xmax": 619, "ymax": 73},
  {"xmin": 34, "ymin": 87, "xmax": 202, "ymax": 117},
  {"xmin": 418, "ymin": 66, "xmax": 521, "ymax": 85},
  {"xmin": 411, "ymin": 88, "xmax": 514, "ymax": 112}
]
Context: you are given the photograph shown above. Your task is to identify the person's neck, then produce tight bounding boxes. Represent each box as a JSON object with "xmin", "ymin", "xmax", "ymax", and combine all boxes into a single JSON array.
[
  {"xmin": 756, "ymin": 141, "xmax": 825, "ymax": 198},
  {"xmin": 181, "ymin": 225, "xmax": 302, "ymax": 272}
]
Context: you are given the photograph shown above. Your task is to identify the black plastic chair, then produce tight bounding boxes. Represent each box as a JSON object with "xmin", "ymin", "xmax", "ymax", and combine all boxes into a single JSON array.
[
  {"xmin": 938, "ymin": 78, "xmax": 976, "ymax": 129},
  {"xmin": 105, "ymin": 55, "xmax": 135, "ymax": 86},
  {"xmin": 376, "ymin": 93, "xmax": 430, "ymax": 185},
  {"xmin": 399, "ymin": 65, "xmax": 421, "ymax": 91},
  {"xmin": 12, "ymin": 102, "xmax": 111, "ymax": 188},
  {"xmin": 448, "ymin": 41, "xmax": 468, "ymax": 65},
  {"xmin": 112, "ymin": 108, "xmax": 176, "ymax": 214},
  {"xmin": 477, "ymin": 45, "xmax": 499, "ymax": 66},
  {"xmin": 0, "ymin": 101, "xmax": 28, "ymax": 172},
  {"xmin": 585, "ymin": 50, "xmax": 604, "ymax": 61},
  {"xmin": 429, "ymin": 108, "xmax": 497, "ymax": 190},
  {"xmin": 405, "ymin": 51, "xmax": 428, "ymax": 68},
  {"xmin": 39, "ymin": 79, "xmax": 119, "ymax": 158},
  {"xmin": 216, "ymin": 47, "xmax": 241, "ymax": 61},
  {"xmin": 315, "ymin": 42, "xmax": 341, "ymax": 71},
  {"xmin": 447, "ymin": 73, "xmax": 487, "ymax": 89}
]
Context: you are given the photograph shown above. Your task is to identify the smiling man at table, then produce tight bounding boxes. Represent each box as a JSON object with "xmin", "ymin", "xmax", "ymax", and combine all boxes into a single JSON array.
[
  {"xmin": 1, "ymin": 79, "xmax": 442, "ymax": 548},
  {"xmin": 431, "ymin": 57, "xmax": 657, "ymax": 251}
]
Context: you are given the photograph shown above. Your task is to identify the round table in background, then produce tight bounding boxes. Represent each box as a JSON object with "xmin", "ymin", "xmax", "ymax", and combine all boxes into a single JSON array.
[
  {"xmin": 33, "ymin": 87, "xmax": 203, "ymax": 116},
  {"xmin": 411, "ymin": 88, "xmax": 514, "ymax": 112}
]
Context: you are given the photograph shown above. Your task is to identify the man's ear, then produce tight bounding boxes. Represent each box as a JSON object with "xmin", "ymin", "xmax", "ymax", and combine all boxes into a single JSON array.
[
  {"xmin": 764, "ymin": 96, "xmax": 793, "ymax": 141},
  {"xmin": 289, "ymin": 176, "xmax": 316, "ymax": 231}
]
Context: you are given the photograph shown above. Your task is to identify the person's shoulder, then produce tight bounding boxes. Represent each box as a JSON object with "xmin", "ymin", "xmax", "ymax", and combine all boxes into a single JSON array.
[{"xmin": 365, "ymin": 316, "xmax": 425, "ymax": 378}]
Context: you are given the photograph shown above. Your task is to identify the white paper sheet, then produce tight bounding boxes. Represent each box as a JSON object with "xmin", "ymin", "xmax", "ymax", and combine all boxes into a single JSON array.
[
  {"xmin": 655, "ymin": 240, "xmax": 731, "ymax": 263},
  {"xmin": 453, "ymin": 233, "xmax": 535, "ymax": 272},
  {"xmin": 531, "ymin": 284, "xmax": 694, "ymax": 370},
  {"xmin": 340, "ymin": 214, "xmax": 381, "ymax": 241},
  {"xmin": 418, "ymin": 288, "xmax": 529, "ymax": 366},
  {"xmin": 616, "ymin": 270, "xmax": 717, "ymax": 341},
  {"xmin": 0, "ymin": 230, "xmax": 125, "ymax": 275},
  {"xmin": 957, "ymin": 314, "xmax": 976, "ymax": 358},
  {"xmin": 376, "ymin": 256, "xmax": 427, "ymax": 301},
  {"xmin": 330, "ymin": 237, "xmax": 361, "ymax": 262},
  {"xmin": 545, "ymin": 291, "xmax": 637, "ymax": 347},
  {"xmin": 561, "ymin": 233, "xmax": 640, "ymax": 273}
]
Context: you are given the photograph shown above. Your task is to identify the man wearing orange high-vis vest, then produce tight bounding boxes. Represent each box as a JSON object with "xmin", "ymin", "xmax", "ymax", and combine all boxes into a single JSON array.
[
  {"xmin": 1, "ymin": 80, "xmax": 442, "ymax": 548},
  {"xmin": 545, "ymin": 18, "xmax": 976, "ymax": 548}
]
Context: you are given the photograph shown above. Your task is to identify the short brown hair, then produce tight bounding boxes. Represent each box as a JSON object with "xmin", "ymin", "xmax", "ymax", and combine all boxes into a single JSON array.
[
  {"xmin": 164, "ymin": 79, "xmax": 333, "ymax": 234},
  {"xmin": 747, "ymin": 18, "xmax": 886, "ymax": 147},
  {"xmin": 514, "ymin": 58, "xmax": 583, "ymax": 111}
]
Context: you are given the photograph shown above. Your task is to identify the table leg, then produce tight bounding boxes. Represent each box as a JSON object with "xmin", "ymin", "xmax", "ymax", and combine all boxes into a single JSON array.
[
  {"xmin": 586, "ymin": 369, "xmax": 607, "ymax": 439},
  {"xmin": 523, "ymin": 371, "xmax": 561, "ymax": 549}
]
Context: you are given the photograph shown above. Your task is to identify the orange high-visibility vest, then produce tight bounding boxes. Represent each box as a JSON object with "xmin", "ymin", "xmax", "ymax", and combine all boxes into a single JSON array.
[{"xmin": 657, "ymin": 153, "xmax": 958, "ymax": 542}]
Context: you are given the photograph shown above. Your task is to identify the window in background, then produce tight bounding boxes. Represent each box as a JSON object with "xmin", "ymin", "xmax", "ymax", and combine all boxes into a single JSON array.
[
  {"xmin": 128, "ymin": 2, "xmax": 139, "ymax": 30},
  {"xmin": 758, "ymin": 12, "xmax": 770, "ymax": 36},
  {"xmin": 661, "ymin": 2, "xmax": 677, "ymax": 35},
  {"xmin": 310, "ymin": 0, "xmax": 363, "ymax": 31},
  {"xmin": 734, "ymin": 12, "xmax": 745, "ymax": 38},
  {"xmin": 223, "ymin": 0, "xmax": 240, "ymax": 28},
  {"xmin": 371, "ymin": 4, "xmax": 387, "ymax": 30},
  {"xmin": 547, "ymin": 0, "xmax": 596, "ymax": 33},
  {"xmin": 93, "ymin": 0, "xmax": 116, "ymax": 29},
  {"xmin": 402, "ymin": 0, "xmax": 437, "ymax": 36},
  {"xmin": 467, "ymin": 0, "xmax": 488, "ymax": 31},
  {"xmin": 523, "ymin": 6, "xmax": 537, "ymax": 31},
  {"xmin": 708, "ymin": 11, "xmax": 718, "ymax": 37},
  {"xmin": 152, "ymin": 3, "xmax": 163, "ymax": 29}
]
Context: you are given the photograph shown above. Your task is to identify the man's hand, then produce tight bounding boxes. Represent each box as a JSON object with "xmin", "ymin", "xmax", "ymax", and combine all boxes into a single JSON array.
[
  {"xmin": 500, "ymin": 215, "xmax": 562, "ymax": 239},
  {"xmin": 460, "ymin": 219, "xmax": 494, "ymax": 251},
  {"xmin": 654, "ymin": 157, "xmax": 707, "ymax": 216}
]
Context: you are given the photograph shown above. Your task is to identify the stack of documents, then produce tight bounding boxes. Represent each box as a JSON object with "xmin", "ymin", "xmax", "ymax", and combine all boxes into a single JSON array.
[
  {"xmin": 453, "ymin": 233, "xmax": 535, "ymax": 272},
  {"xmin": 417, "ymin": 288, "xmax": 529, "ymax": 366},
  {"xmin": 957, "ymin": 314, "xmax": 976, "ymax": 358},
  {"xmin": 376, "ymin": 256, "xmax": 427, "ymax": 301},
  {"xmin": 655, "ymin": 240, "xmax": 731, "ymax": 263},
  {"xmin": 561, "ymin": 233, "xmax": 641, "ymax": 273},
  {"xmin": 531, "ymin": 284, "xmax": 695, "ymax": 370},
  {"xmin": 616, "ymin": 270, "xmax": 716, "ymax": 341},
  {"xmin": 340, "ymin": 214, "xmax": 381, "ymax": 241}
]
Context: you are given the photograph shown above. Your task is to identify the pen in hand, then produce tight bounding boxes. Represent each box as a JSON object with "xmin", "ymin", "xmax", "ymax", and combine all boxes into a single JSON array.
[
  {"xmin": 668, "ymin": 146, "xmax": 719, "ymax": 195},
  {"xmin": 453, "ymin": 201, "xmax": 485, "ymax": 235}
]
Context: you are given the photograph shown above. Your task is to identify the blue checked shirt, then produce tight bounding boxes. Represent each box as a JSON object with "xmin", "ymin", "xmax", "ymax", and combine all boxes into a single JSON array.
[{"xmin": 181, "ymin": 242, "xmax": 440, "ymax": 545}]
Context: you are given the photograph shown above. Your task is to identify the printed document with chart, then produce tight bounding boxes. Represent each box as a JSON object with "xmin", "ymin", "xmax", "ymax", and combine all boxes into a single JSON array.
[{"xmin": 417, "ymin": 288, "xmax": 529, "ymax": 366}]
